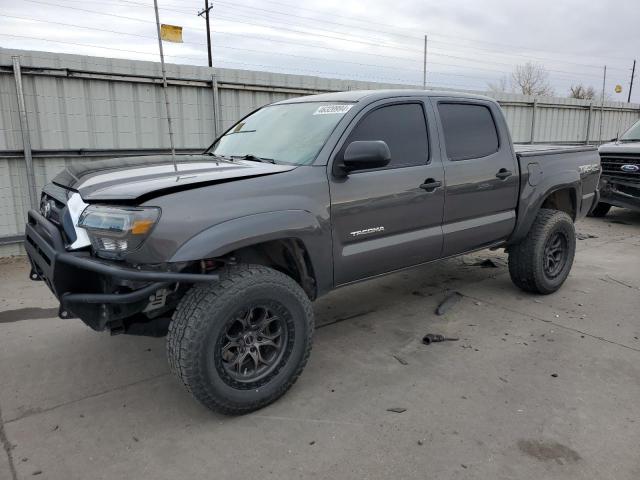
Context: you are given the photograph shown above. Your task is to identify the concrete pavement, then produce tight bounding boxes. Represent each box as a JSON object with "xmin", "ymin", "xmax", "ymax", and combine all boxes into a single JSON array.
[{"xmin": 1, "ymin": 209, "xmax": 639, "ymax": 480}]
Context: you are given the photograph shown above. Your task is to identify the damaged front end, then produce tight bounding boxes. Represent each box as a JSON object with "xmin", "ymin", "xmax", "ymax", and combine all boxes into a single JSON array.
[{"xmin": 25, "ymin": 209, "xmax": 218, "ymax": 335}]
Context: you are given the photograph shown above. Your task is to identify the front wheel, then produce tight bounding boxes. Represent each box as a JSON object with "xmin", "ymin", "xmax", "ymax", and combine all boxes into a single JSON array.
[
  {"xmin": 508, "ymin": 209, "xmax": 576, "ymax": 294},
  {"xmin": 167, "ymin": 265, "xmax": 314, "ymax": 415}
]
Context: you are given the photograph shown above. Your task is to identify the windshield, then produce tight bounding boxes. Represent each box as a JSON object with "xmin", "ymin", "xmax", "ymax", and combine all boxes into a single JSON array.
[
  {"xmin": 210, "ymin": 102, "xmax": 354, "ymax": 165},
  {"xmin": 620, "ymin": 119, "xmax": 640, "ymax": 141}
]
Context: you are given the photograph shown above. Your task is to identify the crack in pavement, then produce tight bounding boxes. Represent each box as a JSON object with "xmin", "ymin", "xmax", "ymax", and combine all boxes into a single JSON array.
[
  {"xmin": 4, "ymin": 372, "xmax": 170, "ymax": 425},
  {"xmin": 0, "ymin": 402, "xmax": 18, "ymax": 480},
  {"xmin": 461, "ymin": 292, "xmax": 640, "ymax": 354}
]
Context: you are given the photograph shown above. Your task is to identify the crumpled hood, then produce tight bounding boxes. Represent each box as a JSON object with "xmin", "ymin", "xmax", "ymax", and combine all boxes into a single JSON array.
[
  {"xmin": 598, "ymin": 141, "xmax": 640, "ymax": 155},
  {"xmin": 52, "ymin": 154, "xmax": 297, "ymax": 201}
]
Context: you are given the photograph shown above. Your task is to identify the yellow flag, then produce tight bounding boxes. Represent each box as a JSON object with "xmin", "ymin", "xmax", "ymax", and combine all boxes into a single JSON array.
[{"xmin": 160, "ymin": 24, "xmax": 183, "ymax": 43}]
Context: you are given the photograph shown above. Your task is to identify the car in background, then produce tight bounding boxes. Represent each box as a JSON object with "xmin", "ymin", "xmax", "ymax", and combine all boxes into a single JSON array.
[{"xmin": 591, "ymin": 119, "xmax": 640, "ymax": 216}]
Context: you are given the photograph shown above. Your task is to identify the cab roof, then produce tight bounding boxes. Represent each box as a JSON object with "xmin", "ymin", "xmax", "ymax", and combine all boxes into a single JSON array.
[{"xmin": 274, "ymin": 89, "xmax": 496, "ymax": 104}]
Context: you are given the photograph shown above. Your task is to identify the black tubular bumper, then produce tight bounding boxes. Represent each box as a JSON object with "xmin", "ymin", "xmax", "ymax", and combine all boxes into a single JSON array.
[
  {"xmin": 599, "ymin": 178, "xmax": 640, "ymax": 211},
  {"xmin": 24, "ymin": 210, "xmax": 218, "ymax": 330}
]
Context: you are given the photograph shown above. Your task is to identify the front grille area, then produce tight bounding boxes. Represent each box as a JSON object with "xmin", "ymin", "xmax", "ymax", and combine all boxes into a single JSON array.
[
  {"xmin": 40, "ymin": 194, "xmax": 66, "ymax": 226},
  {"xmin": 600, "ymin": 153, "xmax": 640, "ymax": 182}
]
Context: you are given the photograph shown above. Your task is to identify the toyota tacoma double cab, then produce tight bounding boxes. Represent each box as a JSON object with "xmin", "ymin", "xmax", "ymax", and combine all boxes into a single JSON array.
[
  {"xmin": 25, "ymin": 90, "xmax": 601, "ymax": 414},
  {"xmin": 590, "ymin": 118, "xmax": 640, "ymax": 216}
]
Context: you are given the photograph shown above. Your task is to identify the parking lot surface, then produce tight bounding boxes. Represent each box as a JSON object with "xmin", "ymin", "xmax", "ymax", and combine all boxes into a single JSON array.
[{"xmin": 1, "ymin": 209, "xmax": 639, "ymax": 480}]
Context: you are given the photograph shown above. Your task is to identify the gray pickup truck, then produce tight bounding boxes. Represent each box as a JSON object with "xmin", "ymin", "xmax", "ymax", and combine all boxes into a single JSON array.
[
  {"xmin": 590, "ymin": 118, "xmax": 640, "ymax": 216},
  {"xmin": 25, "ymin": 90, "xmax": 601, "ymax": 414}
]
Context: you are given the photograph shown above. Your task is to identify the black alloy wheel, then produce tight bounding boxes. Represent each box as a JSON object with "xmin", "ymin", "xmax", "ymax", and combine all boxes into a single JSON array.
[
  {"xmin": 219, "ymin": 304, "xmax": 290, "ymax": 384},
  {"xmin": 542, "ymin": 231, "xmax": 568, "ymax": 279}
]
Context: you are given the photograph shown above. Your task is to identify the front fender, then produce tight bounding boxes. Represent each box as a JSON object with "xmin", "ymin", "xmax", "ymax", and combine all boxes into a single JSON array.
[
  {"xmin": 169, "ymin": 210, "xmax": 333, "ymax": 293},
  {"xmin": 509, "ymin": 170, "xmax": 580, "ymax": 245}
]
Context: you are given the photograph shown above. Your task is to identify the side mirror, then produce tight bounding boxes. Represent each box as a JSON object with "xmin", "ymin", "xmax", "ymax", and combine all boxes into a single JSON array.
[{"xmin": 336, "ymin": 140, "xmax": 391, "ymax": 175}]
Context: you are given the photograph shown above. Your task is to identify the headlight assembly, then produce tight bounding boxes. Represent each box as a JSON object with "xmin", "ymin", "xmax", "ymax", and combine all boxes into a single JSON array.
[{"xmin": 78, "ymin": 205, "xmax": 160, "ymax": 259}]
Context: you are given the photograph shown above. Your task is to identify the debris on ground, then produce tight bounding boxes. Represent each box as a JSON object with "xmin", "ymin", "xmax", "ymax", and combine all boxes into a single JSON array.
[
  {"xmin": 601, "ymin": 275, "xmax": 636, "ymax": 289},
  {"xmin": 576, "ymin": 232, "xmax": 598, "ymax": 240},
  {"xmin": 386, "ymin": 407, "xmax": 407, "ymax": 413},
  {"xmin": 422, "ymin": 333, "xmax": 459, "ymax": 345},
  {"xmin": 435, "ymin": 292, "xmax": 463, "ymax": 315},
  {"xmin": 473, "ymin": 258, "xmax": 500, "ymax": 268},
  {"xmin": 392, "ymin": 354, "xmax": 408, "ymax": 365}
]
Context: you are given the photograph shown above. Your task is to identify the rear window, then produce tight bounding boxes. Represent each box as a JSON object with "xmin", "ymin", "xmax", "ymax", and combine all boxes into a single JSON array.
[{"xmin": 438, "ymin": 103, "xmax": 499, "ymax": 161}]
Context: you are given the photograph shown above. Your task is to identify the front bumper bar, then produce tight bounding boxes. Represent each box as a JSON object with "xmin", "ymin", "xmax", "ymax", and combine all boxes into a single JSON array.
[
  {"xmin": 599, "ymin": 178, "xmax": 640, "ymax": 211},
  {"xmin": 25, "ymin": 209, "xmax": 218, "ymax": 330}
]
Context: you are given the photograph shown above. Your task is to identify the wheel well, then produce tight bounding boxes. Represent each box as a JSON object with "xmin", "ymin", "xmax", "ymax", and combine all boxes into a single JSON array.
[
  {"xmin": 540, "ymin": 188, "xmax": 576, "ymax": 220},
  {"xmin": 223, "ymin": 239, "xmax": 318, "ymax": 299}
]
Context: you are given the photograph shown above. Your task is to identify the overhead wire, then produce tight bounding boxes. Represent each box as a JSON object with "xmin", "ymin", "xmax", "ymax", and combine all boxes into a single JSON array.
[{"xmin": 6, "ymin": 0, "xmax": 631, "ymax": 92}]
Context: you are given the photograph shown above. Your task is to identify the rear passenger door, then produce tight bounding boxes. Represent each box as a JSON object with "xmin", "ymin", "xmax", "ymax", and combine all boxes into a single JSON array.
[
  {"xmin": 433, "ymin": 99, "xmax": 519, "ymax": 256},
  {"xmin": 329, "ymin": 99, "xmax": 445, "ymax": 285}
]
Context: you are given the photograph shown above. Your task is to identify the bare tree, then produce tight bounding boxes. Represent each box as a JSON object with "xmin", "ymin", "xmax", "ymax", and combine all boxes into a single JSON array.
[
  {"xmin": 511, "ymin": 62, "xmax": 554, "ymax": 96},
  {"xmin": 568, "ymin": 84, "xmax": 596, "ymax": 99}
]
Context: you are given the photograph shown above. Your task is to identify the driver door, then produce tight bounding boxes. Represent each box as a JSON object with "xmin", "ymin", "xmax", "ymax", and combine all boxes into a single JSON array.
[{"xmin": 329, "ymin": 100, "xmax": 445, "ymax": 285}]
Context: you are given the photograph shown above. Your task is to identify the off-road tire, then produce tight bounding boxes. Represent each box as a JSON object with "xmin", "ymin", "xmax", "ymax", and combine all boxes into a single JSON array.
[
  {"xmin": 508, "ymin": 209, "xmax": 576, "ymax": 295},
  {"xmin": 588, "ymin": 202, "xmax": 611, "ymax": 218},
  {"xmin": 167, "ymin": 264, "xmax": 314, "ymax": 415}
]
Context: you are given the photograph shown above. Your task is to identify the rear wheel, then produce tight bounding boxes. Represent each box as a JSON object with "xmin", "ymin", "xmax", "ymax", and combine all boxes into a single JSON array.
[
  {"xmin": 588, "ymin": 202, "xmax": 611, "ymax": 218},
  {"xmin": 167, "ymin": 265, "xmax": 314, "ymax": 415},
  {"xmin": 508, "ymin": 209, "xmax": 576, "ymax": 294}
]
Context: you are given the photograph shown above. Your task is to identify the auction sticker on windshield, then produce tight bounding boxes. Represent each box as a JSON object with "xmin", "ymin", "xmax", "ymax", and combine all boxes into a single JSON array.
[{"xmin": 313, "ymin": 104, "xmax": 353, "ymax": 115}]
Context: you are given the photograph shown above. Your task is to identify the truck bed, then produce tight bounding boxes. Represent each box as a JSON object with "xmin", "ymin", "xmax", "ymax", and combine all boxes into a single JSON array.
[{"xmin": 514, "ymin": 144, "xmax": 598, "ymax": 157}]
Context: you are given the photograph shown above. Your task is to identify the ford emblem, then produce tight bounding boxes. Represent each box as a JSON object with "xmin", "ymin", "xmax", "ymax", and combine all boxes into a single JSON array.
[{"xmin": 621, "ymin": 164, "xmax": 639, "ymax": 173}]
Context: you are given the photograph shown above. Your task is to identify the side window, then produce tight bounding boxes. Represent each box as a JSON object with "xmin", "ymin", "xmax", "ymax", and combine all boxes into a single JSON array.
[
  {"xmin": 346, "ymin": 103, "xmax": 429, "ymax": 168},
  {"xmin": 438, "ymin": 103, "xmax": 499, "ymax": 161}
]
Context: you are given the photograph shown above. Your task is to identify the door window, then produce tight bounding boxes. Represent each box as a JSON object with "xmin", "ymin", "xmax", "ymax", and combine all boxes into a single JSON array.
[
  {"xmin": 345, "ymin": 103, "xmax": 429, "ymax": 168},
  {"xmin": 438, "ymin": 103, "xmax": 499, "ymax": 161}
]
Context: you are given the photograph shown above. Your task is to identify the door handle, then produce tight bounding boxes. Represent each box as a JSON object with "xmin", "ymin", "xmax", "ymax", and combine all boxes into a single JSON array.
[
  {"xmin": 419, "ymin": 179, "xmax": 442, "ymax": 192},
  {"xmin": 495, "ymin": 168, "xmax": 513, "ymax": 180}
]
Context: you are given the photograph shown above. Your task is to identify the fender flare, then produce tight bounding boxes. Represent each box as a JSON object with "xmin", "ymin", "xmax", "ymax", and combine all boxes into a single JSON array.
[
  {"xmin": 509, "ymin": 170, "xmax": 580, "ymax": 245},
  {"xmin": 169, "ymin": 210, "xmax": 332, "ymax": 292}
]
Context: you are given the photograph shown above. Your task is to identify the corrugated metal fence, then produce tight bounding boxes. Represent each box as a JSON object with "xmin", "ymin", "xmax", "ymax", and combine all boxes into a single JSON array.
[{"xmin": 1, "ymin": 48, "xmax": 639, "ymax": 256}]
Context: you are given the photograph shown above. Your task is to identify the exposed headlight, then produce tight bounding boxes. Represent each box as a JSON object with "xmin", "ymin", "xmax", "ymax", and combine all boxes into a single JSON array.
[{"xmin": 78, "ymin": 205, "xmax": 160, "ymax": 259}]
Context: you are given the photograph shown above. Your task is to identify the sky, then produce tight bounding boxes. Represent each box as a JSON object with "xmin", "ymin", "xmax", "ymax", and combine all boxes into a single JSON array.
[{"xmin": 0, "ymin": 0, "xmax": 638, "ymax": 102}]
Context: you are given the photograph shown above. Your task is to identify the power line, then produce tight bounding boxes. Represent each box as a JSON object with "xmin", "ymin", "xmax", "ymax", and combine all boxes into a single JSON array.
[
  {"xmin": 221, "ymin": 0, "xmax": 636, "ymax": 64},
  {"xmin": 0, "ymin": 13, "xmax": 207, "ymax": 47},
  {"xmin": 209, "ymin": 13, "xmax": 613, "ymax": 79},
  {"xmin": 57, "ymin": 0, "xmax": 634, "ymax": 69},
  {"xmin": 211, "ymin": 0, "xmax": 624, "ymax": 71},
  {"xmin": 18, "ymin": 0, "xmax": 625, "ymax": 81},
  {"xmin": 0, "ymin": 13, "xmax": 516, "ymax": 83},
  {"xmin": 7, "ymin": 0, "xmax": 630, "ymax": 91},
  {"xmin": 0, "ymin": 15, "xmax": 592, "ymax": 89}
]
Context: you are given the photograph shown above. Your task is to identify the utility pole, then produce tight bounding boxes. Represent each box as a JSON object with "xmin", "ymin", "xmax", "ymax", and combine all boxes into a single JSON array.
[
  {"xmin": 198, "ymin": 0, "xmax": 213, "ymax": 67},
  {"xmin": 628, "ymin": 59, "xmax": 636, "ymax": 103},
  {"xmin": 153, "ymin": 0, "xmax": 177, "ymax": 171},
  {"xmin": 422, "ymin": 34, "xmax": 427, "ymax": 89}
]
